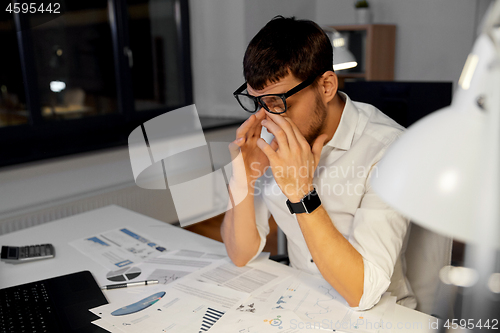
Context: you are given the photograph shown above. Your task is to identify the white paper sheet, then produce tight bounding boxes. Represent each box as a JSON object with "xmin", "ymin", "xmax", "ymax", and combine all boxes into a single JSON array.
[
  {"xmin": 266, "ymin": 272, "xmax": 395, "ymax": 333},
  {"xmin": 205, "ymin": 276, "xmax": 296, "ymax": 333},
  {"xmin": 190, "ymin": 255, "xmax": 297, "ymax": 296},
  {"xmin": 91, "ymin": 318, "xmax": 126, "ymax": 333},
  {"xmin": 212, "ymin": 309, "xmax": 325, "ymax": 333},
  {"xmin": 70, "ymin": 227, "xmax": 167, "ymax": 270},
  {"xmin": 136, "ymin": 249, "xmax": 227, "ymax": 285},
  {"xmin": 91, "ymin": 278, "xmax": 249, "ymax": 333},
  {"xmin": 93, "ymin": 249, "xmax": 227, "ymax": 287}
]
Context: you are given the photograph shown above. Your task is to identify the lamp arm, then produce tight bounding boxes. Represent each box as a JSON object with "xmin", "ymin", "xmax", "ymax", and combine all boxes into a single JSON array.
[
  {"xmin": 482, "ymin": 0, "xmax": 500, "ymax": 50},
  {"xmin": 481, "ymin": 0, "xmax": 500, "ymax": 33}
]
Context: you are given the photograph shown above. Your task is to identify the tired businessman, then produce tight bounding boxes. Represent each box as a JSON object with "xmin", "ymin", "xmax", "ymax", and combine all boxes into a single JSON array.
[{"xmin": 221, "ymin": 16, "xmax": 415, "ymax": 310}]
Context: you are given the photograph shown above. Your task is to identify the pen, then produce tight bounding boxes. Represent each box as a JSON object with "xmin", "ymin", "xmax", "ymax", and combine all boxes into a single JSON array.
[{"xmin": 101, "ymin": 280, "xmax": 159, "ymax": 290}]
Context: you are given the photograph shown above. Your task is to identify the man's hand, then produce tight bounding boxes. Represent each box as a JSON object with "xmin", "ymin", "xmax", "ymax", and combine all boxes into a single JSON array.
[
  {"xmin": 229, "ymin": 109, "xmax": 277, "ymax": 190},
  {"xmin": 222, "ymin": 109, "xmax": 273, "ymax": 267},
  {"xmin": 256, "ymin": 113, "xmax": 364, "ymax": 306},
  {"xmin": 256, "ymin": 113, "xmax": 328, "ymax": 202}
]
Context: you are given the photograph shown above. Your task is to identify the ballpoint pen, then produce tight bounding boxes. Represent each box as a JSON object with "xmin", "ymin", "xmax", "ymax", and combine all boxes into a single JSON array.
[{"xmin": 101, "ymin": 280, "xmax": 159, "ymax": 290}]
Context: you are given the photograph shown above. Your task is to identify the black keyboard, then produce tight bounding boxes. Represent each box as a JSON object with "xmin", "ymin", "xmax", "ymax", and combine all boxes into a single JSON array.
[{"xmin": 0, "ymin": 281, "xmax": 61, "ymax": 333}]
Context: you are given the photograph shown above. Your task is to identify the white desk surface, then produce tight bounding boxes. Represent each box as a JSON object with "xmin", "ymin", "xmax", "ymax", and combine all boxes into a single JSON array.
[{"xmin": 0, "ymin": 205, "xmax": 436, "ymax": 332}]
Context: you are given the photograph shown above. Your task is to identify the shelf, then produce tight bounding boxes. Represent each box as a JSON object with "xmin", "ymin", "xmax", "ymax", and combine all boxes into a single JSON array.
[
  {"xmin": 328, "ymin": 24, "xmax": 396, "ymax": 81},
  {"xmin": 337, "ymin": 72, "xmax": 366, "ymax": 78}
]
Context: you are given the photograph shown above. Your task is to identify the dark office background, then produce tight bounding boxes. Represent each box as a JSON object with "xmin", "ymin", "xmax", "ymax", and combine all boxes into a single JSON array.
[{"xmin": 0, "ymin": 0, "xmax": 193, "ymax": 167}]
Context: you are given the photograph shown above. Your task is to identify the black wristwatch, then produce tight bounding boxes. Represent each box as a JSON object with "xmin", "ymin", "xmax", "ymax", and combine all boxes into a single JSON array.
[{"xmin": 286, "ymin": 188, "xmax": 321, "ymax": 214}]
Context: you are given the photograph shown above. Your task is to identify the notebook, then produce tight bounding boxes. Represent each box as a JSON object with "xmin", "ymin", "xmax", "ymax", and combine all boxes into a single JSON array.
[{"xmin": 0, "ymin": 270, "xmax": 108, "ymax": 333}]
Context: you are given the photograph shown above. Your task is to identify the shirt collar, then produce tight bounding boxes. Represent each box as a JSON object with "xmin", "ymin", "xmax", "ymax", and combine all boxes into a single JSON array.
[{"xmin": 325, "ymin": 91, "xmax": 359, "ymax": 151}]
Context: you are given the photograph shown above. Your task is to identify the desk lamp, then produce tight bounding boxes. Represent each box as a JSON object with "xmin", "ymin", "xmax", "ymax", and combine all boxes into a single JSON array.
[
  {"xmin": 371, "ymin": 0, "xmax": 500, "ymax": 330},
  {"xmin": 324, "ymin": 28, "xmax": 358, "ymax": 71}
]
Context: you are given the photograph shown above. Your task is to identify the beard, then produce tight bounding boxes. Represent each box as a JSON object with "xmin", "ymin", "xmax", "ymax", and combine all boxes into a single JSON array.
[{"xmin": 304, "ymin": 93, "xmax": 327, "ymax": 146}]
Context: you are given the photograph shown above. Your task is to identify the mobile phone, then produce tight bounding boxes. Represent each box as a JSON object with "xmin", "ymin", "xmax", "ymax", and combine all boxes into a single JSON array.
[{"xmin": 1, "ymin": 244, "xmax": 55, "ymax": 263}]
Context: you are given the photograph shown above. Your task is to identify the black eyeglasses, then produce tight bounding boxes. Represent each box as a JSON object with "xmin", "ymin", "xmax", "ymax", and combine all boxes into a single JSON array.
[{"xmin": 233, "ymin": 74, "xmax": 320, "ymax": 114}]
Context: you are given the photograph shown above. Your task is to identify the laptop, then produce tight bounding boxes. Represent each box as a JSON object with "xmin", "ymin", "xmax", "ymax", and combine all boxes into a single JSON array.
[{"xmin": 0, "ymin": 271, "xmax": 108, "ymax": 333}]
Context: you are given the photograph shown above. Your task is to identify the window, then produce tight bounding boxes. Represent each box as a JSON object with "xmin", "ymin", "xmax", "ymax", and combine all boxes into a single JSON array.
[
  {"xmin": 0, "ymin": 0, "xmax": 192, "ymax": 167},
  {"xmin": 0, "ymin": 9, "xmax": 28, "ymax": 128}
]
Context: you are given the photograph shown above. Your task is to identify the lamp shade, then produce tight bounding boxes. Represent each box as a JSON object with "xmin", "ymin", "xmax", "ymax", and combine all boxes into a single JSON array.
[
  {"xmin": 371, "ymin": 33, "xmax": 500, "ymax": 249},
  {"xmin": 327, "ymin": 30, "xmax": 358, "ymax": 71},
  {"xmin": 333, "ymin": 47, "xmax": 358, "ymax": 71},
  {"xmin": 371, "ymin": 107, "xmax": 484, "ymax": 241}
]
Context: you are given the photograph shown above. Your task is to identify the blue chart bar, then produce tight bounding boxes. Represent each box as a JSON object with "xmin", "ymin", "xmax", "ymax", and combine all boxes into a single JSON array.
[
  {"xmin": 115, "ymin": 260, "xmax": 133, "ymax": 267},
  {"xmin": 120, "ymin": 228, "xmax": 148, "ymax": 243},
  {"xmin": 87, "ymin": 237, "xmax": 109, "ymax": 246},
  {"xmin": 121, "ymin": 228, "xmax": 166, "ymax": 251}
]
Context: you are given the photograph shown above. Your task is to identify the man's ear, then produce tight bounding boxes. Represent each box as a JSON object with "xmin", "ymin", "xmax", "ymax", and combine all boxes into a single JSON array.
[{"xmin": 319, "ymin": 71, "xmax": 338, "ymax": 103}]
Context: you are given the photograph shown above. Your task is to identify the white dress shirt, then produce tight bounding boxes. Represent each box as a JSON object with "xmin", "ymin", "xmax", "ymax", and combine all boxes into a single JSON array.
[{"xmin": 251, "ymin": 92, "xmax": 416, "ymax": 310}]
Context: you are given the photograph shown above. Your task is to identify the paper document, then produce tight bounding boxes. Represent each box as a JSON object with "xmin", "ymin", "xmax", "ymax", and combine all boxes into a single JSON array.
[
  {"xmin": 92, "ymin": 318, "xmax": 126, "ymax": 333},
  {"xmin": 91, "ymin": 249, "xmax": 226, "ymax": 288},
  {"xmin": 91, "ymin": 278, "xmax": 249, "ymax": 333},
  {"xmin": 270, "ymin": 272, "xmax": 394, "ymax": 333},
  {"xmin": 212, "ymin": 309, "xmax": 323, "ymax": 333},
  {"xmin": 70, "ymin": 227, "xmax": 167, "ymax": 270},
  {"xmin": 138, "ymin": 249, "xmax": 226, "ymax": 285},
  {"xmin": 190, "ymin": 255, "xmax": 297, "ymax": 296}
]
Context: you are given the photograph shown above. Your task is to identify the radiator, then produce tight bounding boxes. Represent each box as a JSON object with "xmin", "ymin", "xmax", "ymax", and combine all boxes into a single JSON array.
[{"xmin": 0, "ymin": 185, "xmax": 178, "ymax": 235}]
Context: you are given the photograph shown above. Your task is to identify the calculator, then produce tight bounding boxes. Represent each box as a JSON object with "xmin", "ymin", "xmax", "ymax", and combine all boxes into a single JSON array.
[{"xmin": 1, "ymin": 244, "xmax": 55, "ymax": 264}]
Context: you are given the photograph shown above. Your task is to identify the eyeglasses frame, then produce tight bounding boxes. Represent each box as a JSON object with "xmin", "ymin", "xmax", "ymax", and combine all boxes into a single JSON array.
[{"xmin": 233, "ymin": 74, "xmax": 320, "ymax": 114}]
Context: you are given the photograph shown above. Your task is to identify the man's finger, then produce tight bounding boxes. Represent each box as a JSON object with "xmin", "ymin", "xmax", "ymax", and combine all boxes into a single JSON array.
[
  {"xmin": 252, "ymin": 109, "xmax": 266, "ymax": 137},
  {"xmin": 261, "ymin": 118, "xmax": 292, "ymax": 153},
  {"xmin": 282, "ymin": 117, "xmax": 310, "ymax": 150},
  {"xmin": 228, "ymin": 138, "xmax": 244, "ymax": 159},
  {"xmin": 265, "ymin": 113, "xmax": 300, "ymax": 149},
  {"xmin": 270, "ymin": 138, "xmax": 279, "ymax": 151},
  {"xmin": 256, "ymin": 137, "xmax": 278, "ymax": 162},
  {"xmin": 235, "ymin": 114, "xmax": 256, "ymax": 139},
  {"xmin": 236, "ymin": 109, "xmax": 265, "ymax": 140}
]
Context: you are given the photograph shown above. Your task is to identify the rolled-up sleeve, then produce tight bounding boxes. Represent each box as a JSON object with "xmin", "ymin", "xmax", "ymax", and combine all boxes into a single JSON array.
[{"xmin": 348, "ymin": 176, "xmax": 410, "ymax": 310}]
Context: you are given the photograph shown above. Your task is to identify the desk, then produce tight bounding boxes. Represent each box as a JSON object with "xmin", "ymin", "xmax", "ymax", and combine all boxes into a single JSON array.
[{"xmin": 0, "ymin": 205, "xmax": 436, "ymax": 332}]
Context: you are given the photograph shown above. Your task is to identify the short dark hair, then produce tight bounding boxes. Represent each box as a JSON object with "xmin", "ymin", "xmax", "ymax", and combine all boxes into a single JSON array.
[{"xmin": 243, "ymin": 16, "xmax": 333, "ymax": 90}]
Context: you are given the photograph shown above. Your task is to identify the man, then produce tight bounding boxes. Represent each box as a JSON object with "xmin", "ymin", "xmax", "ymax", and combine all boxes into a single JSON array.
[{"xmin": 221, "ymin": 16, "xmax": 415, "ymax": 310}]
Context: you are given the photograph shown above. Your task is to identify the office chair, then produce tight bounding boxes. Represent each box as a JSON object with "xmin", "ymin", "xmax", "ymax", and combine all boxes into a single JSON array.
[
  {"xmin": 404, "ymin": 222, "xmax": 453, "ymax": 315},
  {"xmin": 270, "ymin": 222, "xmax": 453, "ymax": 315}
]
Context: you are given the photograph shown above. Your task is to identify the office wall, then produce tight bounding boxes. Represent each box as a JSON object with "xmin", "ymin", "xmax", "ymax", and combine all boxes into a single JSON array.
[
  {"xmin": 189, "ymin": 0, "xmax": 316, "ymax": 118},
  {"xmin": 316, "ymin": 0, "xmax": 494, "ymax": 86},
  {"xmin": 189, "ymin": 0, "xmax": 247, "ymax": 119},
  {"xmin": 243, "ymin": 0, "xmax": 317, "ymax": 43},
  {"xmin": 190, "ymin": 0, "xmax": 494, "ymax": 118}
]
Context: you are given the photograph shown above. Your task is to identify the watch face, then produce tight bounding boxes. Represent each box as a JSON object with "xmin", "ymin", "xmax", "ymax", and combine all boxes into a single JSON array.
[
  {"xmin": 287, "ymin": 189, "xmax": 321, "ymax": 214},
  {"xmin": 303, "ymin": 189, "xmax": 321, "ymax": 213}
]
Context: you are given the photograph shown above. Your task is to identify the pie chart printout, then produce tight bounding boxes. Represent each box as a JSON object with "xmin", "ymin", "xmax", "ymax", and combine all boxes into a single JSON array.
[{"xmin": 106, "ymin": 266, "xmax": 142, "ymax": 282}]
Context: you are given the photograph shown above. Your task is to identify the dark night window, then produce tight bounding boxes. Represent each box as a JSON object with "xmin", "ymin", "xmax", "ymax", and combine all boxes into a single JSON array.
[{"xmin": 0, "ymin": 0, "xmax": 192, "ymax": 167}]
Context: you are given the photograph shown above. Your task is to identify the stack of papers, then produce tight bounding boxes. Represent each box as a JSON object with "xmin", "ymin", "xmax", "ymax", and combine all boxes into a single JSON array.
[
  {"xmin": 91, "ymin": 277, "xmax": 249, "ymax": 332},
  {"xmin": 90, "ymin": 250, "xmax": 397, "ymax": 333},
  {"xmin": 90, "ymin": 252, "xmax": 295, "ymax": 332},
  {"xmin": 71, "ymin": 228, "xmax": 397, "ymax": 332},
  {"xmin": 211, "ymin": 271, "xmax": 397, "ymax": 333},
  {"xmin": 70, "ymin": 227, "xmax": 170, "ymax": 271}
]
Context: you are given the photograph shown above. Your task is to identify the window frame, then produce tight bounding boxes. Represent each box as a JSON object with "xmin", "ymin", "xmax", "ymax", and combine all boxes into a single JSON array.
[{"xmin": 0, "ymin": 0, "xmax": 193, "ymax": 168}]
